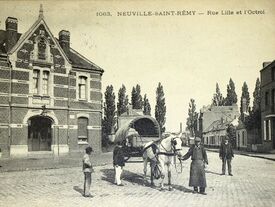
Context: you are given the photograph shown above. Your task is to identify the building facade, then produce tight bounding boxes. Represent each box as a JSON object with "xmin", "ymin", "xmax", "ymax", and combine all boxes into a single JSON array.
[
  {"xmin": 0, "ymin": 8, "xmax": 104, "ymax": 157},
  {"xmin": 260, "ymin": 61, "xmax": 275, "ymax": 151}
]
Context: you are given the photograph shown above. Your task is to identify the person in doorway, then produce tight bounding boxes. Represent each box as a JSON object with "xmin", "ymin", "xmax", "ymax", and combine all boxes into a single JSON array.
[
  {"xmin": 181, "ymin": 137, "xmax": 208, "ymax": 195},
  {"xmin": 113, "ymin": 139, "xmax": 130, "ymax": 186},
  {"xmin": 82, "ymin": 146, "xmax": 94, "ymax": 197},
  {"xmin": 219, "ymin": 137, "xmax": 234, "ymax": 176}
]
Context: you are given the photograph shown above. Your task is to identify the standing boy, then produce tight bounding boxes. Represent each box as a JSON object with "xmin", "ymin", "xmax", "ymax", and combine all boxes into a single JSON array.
[{"xmin": 83, "ymin": 146, "xmax": 94, "ymax": 197}]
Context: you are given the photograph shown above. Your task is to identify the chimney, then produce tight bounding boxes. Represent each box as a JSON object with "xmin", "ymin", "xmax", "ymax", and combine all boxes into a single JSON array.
[
  {"xmin": 263, "ymin": 62, "xmax": 271, "ymax": 68},
  {"xmin": 58, "ymin": 30, "xmax": 70, "ymax": 55},
  {"xmin": 5, "ymin": 17, "xmax": 18, "ymax": 52}
]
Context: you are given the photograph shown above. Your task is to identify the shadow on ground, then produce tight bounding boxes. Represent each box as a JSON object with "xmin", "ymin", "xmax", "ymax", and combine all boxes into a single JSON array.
[
  {"xmin": 73, "ymin": 186, "xmax": 84, "ymax": 195},
  {"xmin": 101, "ymin": 168, "xmax": 156, "ymax": 188},
  {"xmin": 205, "ymin": 170, "xmax": 221, "ymax": 175}
]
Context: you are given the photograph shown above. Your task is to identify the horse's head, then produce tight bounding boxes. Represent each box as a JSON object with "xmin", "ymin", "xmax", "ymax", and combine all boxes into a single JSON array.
[{"xmin": 171, "ymin": 136, "xmax": 183, "ymax": 156}]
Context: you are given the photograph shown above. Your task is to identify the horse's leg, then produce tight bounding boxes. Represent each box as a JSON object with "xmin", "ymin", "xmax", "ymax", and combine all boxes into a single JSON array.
[
  {"xmin": 159, "ymin": 159, "xmax": 165, "ymax": 190},
  {"xmin": 150, "ymin": 161, "xmax": 154, "ymax": 186},
  {"xmin": 143, "ymin": 157, "xmax": 148, "ymax": 178},
  {"xmin": 167, "ymin": 163, "xmax": 173, "ymax": 191}
]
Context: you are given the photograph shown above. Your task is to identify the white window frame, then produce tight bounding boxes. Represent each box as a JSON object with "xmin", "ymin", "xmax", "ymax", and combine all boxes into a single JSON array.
[
  {"xmin": 32, "ymin": 68, "xmax": 52, "ymax": 97},
  {"xmin": 76, "ymin": 73, "xmax": 90, "ymax": 101}
]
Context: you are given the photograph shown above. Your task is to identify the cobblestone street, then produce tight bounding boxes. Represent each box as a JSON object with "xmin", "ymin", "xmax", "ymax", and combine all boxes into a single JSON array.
[{"xmin": 1, "ymin": 149, "xmax": 275, "ymax": 207}]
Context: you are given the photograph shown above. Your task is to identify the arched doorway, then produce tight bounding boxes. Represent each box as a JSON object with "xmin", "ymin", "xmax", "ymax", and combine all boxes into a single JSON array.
[{"xmin": 28, "ymin": 116, "xmax": 53, "ymax": 151}]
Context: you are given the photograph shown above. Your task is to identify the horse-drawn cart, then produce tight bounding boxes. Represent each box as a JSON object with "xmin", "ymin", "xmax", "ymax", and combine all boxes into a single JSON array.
[{"xmin": 114, "ymin": 115, "xmax": 161, "ymax": 157}]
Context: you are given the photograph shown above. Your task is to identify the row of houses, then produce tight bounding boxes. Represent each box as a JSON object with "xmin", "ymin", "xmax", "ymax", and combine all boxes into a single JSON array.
[{"xmin": 198, "ymin": 61, "xmax": 275, "ymax": 152}]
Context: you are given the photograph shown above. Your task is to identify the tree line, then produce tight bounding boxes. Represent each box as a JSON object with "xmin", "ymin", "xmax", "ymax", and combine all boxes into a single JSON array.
[
  {"xmin": 102, "ymin": 83, "xmax": 166, "ymax": 147},
  {"xmin": 186, "ymin": 78, "xmax": 261, "ymax": 141}
]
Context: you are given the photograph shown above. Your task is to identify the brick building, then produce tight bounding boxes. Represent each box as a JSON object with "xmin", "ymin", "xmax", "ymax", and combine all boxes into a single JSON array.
[
  {"xmin": 0, "ymin": 7, "xmax": 104, "ymax": 157},
  {"xmin": 260, "ymin": 61, "xmax": 275, "ymax": 151}
]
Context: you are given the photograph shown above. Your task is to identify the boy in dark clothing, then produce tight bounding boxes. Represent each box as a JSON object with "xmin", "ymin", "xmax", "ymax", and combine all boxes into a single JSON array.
[
  {"xmin": 219, "ymin": 138, "xmax": 234, "ymax": 176},
  {"xmin": 113, "ymin": 140, "xmax": 130, "ymax": 186},
  {"xmin": 82, "ymin": 146, "xmax": 94, "ymax": 197}
]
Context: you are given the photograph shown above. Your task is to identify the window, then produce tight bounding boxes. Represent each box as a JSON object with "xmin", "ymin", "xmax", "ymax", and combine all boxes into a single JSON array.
[
  {"xmin": 78, "ymin": 117, "xmax": 88, "ymax": 143},
  {"xmin": 264, "ymin": 120, "xmax": 270, "ymax": 141},
  {"xmin": 33, "ymin": 70, "xmax": 39, "ymax": 94},
  {"xmin": 78, "ymin": 76, "xmax": 87, "ymax": 99},
  {"xmin": 38, "ymin": 38, "xmax": 46, "ymax": 60},
  {"xmin": 42, "ymin": 71, "xmax": 49, "ymax": 95},
  {"xmin": 33, "ymin": 70, "xmax": 50, "ymax": 96}
]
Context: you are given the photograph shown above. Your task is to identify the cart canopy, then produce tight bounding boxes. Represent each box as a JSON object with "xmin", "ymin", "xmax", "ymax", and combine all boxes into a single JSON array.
[{"xmin": 114, "ymin": 116, "xmax": 161, "ymax": 143}]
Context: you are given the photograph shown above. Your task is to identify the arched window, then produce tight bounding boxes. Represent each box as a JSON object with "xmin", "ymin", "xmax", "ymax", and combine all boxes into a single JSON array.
[
  {"xmin": 242, "ymin": 131, "xmax": 245, "ymax": 146},
  {"xmin": 78, "ymin": 117, "xmax": 88, "ymax": 143},
  {"xmin": 78, "ymin": 76, "xmax": 87, "ymax": 100}
]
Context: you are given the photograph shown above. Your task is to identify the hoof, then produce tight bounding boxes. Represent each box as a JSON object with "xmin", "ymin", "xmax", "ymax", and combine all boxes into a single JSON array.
[{"xmin": 168, "ymin": 186, "xmax": 174, "ymax": 191}]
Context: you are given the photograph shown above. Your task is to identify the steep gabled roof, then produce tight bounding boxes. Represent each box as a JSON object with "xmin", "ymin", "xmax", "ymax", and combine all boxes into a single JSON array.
[{"xmin": 68, "ymin": 48, "xmax": 104, "ymax": 72}]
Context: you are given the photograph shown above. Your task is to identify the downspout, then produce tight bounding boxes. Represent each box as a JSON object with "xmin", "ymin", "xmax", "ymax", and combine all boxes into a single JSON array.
[
  {"xmin": 67, "ymin": 71, "xmax": 70, "ymax": 151},
  {"xmin": 7, "ymin": 56, "xmax": 12, "ymax": 155}
]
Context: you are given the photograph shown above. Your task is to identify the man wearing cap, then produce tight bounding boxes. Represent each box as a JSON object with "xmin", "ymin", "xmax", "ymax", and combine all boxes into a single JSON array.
[
  {"xmin": 181, "ymin": 137, "xmax": 208, "ymax": 195},
  {"xmin": 219, "ymin": 137, "xmax": 234, "ymax": 176},
  {"xmin": 82, "ymin": 146, "xmax": 94, "ymax": 197}
]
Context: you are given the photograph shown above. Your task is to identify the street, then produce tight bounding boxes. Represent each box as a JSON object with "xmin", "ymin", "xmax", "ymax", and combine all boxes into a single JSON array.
[{"xmin": 0, "ymin": 149, "xmax": 275, "ymax": 207}]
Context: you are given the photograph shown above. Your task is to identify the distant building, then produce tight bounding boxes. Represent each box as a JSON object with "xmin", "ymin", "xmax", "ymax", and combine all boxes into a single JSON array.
[
  {"xmin": 0, "ymin": 6, "xmax": 104, "ymax": 157},
  {"xmin": 236, "ymin": 120, "xmax": 248, "ymax": 150},
  {"xmin": 260, "ymin": 61, "xmax": 275, "ymax": 151},
  {"xmin": 198, "ymin": 104, "xmax": 240, "ymax": 147}
]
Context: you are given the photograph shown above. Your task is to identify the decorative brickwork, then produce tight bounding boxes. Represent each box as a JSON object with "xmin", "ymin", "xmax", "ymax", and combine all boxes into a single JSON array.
[
  {"xmin": 0, "ymin": 62, "xmax": 9, "ymax": 67},
  {"xmin": 54, "ymin": 110, "xmax": 68, "ymax": 125},
  {"xmin": 12, "ymin": 70, "xmax": 29, "ymax": 81},
  {"xmin": 54, "ymin": 87, "xmax": 67, "ymax": 98},
  {"xmin": 15, "ymin": 61, "xmax": 29, "ymax": 69},
  {"xmin": 90, "ymin": 91, "xmax": 102, "ymax": 101},
  {"xmin": 69, "ymin": 89, "xmax": 76, "ymax": 99},
  {"xmin": 54, "ymin": 75, "xmax": 68, "ymax": 85},
  {"xmin": 90, "ymin": 80, "xmax": 101, "ymax": 89},
  {"xmin": 0, "ymin": 128, "xmax": 9, "ymax": 157},
  {"xmin": 11, "ymin": 97, "xmax": 28, "ymax": 105},
  {"xmin": 90, "ymin": 73, "xmax": 101, "ymax": 79},
  {"xmin": 11, "ymin": 108, "xmax": 28, "ymax": 123},
  {"xmin": 0, "ymin": 69, "xmax": 10, "ymax": 79},
  {"xmin": 17, "ymin": 42, "xmax": 33, "ymax": 61},
  {"xmin": 54, "ymin": 100, "xmax": 67, "ymax": 107},
  {"xmin": 0, "ymin": 82, "xmax": 10, "ymax": 93},
  {"xmin": 54, "ymin": 67, "xmax": 66, "ymax": 74},
  {"xmin": 0, "ymin": 108, "xmax": 9, "ymax": 123},
  {"xmin": 69, "ymin": 78, "xmax": 76, "ymax": 86},
  {"xmin": 11, "ymin": 127, "xmax": 28, "ymax": 145},
  {"xmin": 89, "ymin": 112, "xmax": 102, "ymax": 126},
  {"xmin": 69, "ymin": 101, "xmax": 93, "ymax": 110},
  {"xmin": 12, "ymin": 82, "xmax": 29, "ymax": 94},
  {"xmin": 0, "ymin": 96, "xmax": 9, "ymax": 104}
]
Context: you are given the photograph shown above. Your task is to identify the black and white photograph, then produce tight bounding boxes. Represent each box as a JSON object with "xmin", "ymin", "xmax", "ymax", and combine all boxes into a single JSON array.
[{"xmin": 0, "ymin": 0, "xmax": 274, "ymax": 206}]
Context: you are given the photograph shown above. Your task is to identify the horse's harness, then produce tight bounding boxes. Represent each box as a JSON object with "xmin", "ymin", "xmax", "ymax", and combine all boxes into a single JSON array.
[{"xmin": 146, "ymin": 137, "xmax": 183, "ymax": 174}]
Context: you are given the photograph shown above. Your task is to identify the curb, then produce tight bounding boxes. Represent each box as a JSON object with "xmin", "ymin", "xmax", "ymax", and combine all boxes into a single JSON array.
[{"xmin": 205, "ymin": 148, "xmax": 275, "ymax": 162}]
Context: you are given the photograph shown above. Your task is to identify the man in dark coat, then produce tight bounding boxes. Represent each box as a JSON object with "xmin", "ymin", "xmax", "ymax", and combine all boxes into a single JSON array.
[
  {"xmin": 219, "ymin": 137, "xmax": 234, "ymax": 176},
  {"xmin": 181, "ymin": 137, "xmax": 208, "ymax": 195}
]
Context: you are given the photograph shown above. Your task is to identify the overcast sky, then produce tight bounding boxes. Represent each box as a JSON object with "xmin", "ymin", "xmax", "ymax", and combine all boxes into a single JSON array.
[{"xmin": 1, "ymin": 0, "xmax": 275, "ymax": 132}]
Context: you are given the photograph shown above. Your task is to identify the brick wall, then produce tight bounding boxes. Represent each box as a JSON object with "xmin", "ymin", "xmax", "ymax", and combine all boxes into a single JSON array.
[
  {"xmin": 54, "ymin": 75, "xmax": 68, "ymax": 85},
  {"xmin": 12, "ymin": 70, "xmax": 29, "ymax": 80},
  {"xmin": 0, "ymin": 127, "xmax": 9, "ymax": 157},
  {"xmin": 12, "ymin": 82, "xmax": 29, "ymax": 94},
  {"xmin": 0, "ymin": 82, "xmax": 9, "ymax": 93},
  {"xmin": 54, "ymin": 87, "xmax": 67, "ymax": 98},
  {"xmin": 11, "ymin": 127, "xmax": 27, "ymax": 145},
  {"xmin": 0, "ymin": 107, "xmax": 9, "ymax": 123}
]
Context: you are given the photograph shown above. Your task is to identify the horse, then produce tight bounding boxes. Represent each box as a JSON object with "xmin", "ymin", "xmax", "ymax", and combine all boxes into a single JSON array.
[{"xmin": 142, "ymin": 135, "xmax": 183, "ymax": 191}]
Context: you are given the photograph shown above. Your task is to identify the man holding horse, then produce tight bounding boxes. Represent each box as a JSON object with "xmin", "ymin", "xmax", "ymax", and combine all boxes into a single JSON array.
[{"xmin": 181, "ymin": 137, "xmax": 208, "ymax": 195}]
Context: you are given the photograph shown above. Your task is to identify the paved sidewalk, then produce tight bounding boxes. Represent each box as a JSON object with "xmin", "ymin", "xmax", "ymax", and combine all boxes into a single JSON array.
[
  {"xmin": 205, "ymin": 147, "xmax": 275, "ymax": 161},
  {"xmin": 0, "ymin": 152, "xmax": 113, "ymax": 173}
]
